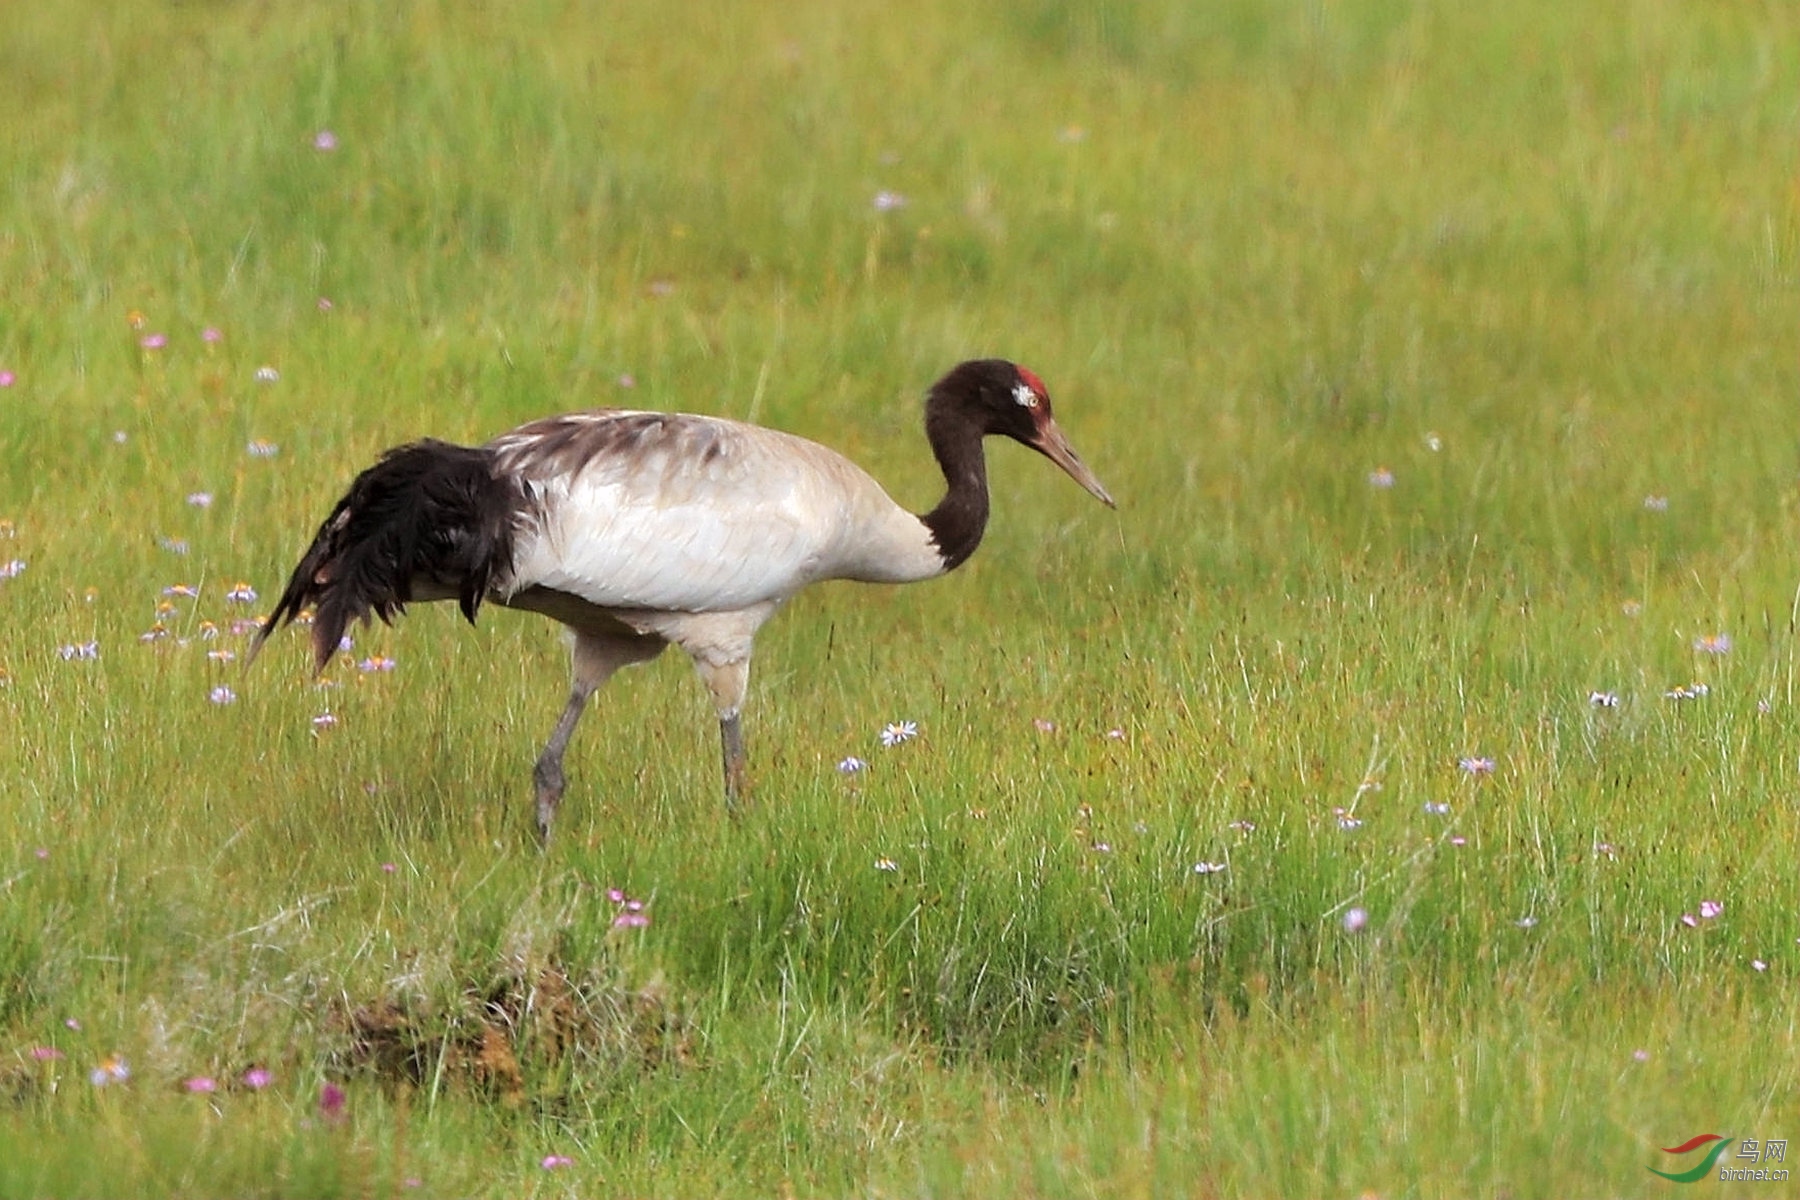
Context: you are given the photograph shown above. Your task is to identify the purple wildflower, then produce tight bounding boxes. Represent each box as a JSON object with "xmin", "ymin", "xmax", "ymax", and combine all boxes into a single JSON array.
[{"xmin": 89, "ymin": 1055, "xmax": 130, "ymax": 1086}]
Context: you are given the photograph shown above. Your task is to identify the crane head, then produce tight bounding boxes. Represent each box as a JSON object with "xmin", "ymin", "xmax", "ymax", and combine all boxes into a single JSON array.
[{"xmin": 943, "ymin": 359, "xmax": 1115, "ymax": 508}]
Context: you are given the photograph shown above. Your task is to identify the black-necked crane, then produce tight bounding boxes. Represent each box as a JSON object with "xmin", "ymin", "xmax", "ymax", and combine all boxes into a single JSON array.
[{"xmin": 253, "ymin": 358, "xmax": 1114, "ymax": 841}]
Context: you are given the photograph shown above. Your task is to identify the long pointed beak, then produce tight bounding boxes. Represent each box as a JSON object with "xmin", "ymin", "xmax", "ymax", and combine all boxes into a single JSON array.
[{"xmin": 1033, "ymin": 418, "xmax": 1116, "ymax": 508}]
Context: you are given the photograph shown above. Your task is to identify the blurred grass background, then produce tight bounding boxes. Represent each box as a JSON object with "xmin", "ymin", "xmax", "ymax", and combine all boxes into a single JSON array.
[{"xmin": 0, "ymin": 0, "xmax": 1796, "ymax": 1195}]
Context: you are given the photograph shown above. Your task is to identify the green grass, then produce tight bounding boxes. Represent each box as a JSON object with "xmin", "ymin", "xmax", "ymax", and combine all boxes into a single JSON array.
[{"xmin": 1, "ymin": 0, "xmax": 1797, "ymax": 1195}]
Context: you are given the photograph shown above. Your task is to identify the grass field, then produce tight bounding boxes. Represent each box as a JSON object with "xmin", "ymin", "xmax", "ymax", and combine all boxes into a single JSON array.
[{"xmin": 1, "ymin": 1, "xmax": 1797, "ymax": 1195}]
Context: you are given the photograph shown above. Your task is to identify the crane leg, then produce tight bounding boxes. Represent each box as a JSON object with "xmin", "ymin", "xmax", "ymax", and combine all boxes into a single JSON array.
[
  {"xmin": 694, "ymin": 656, "xmax": 751, "ymax": 811},
  {"xmin": 534, "ymin": 630, "xmax": 664, "ymax": 845},
  {"xmin": 719, "ymin": 712, "xmax": 746, "ymax": 805},
  {"xmin": 533, "ymin": 685, "xmax": 592, "ymax": 843}
]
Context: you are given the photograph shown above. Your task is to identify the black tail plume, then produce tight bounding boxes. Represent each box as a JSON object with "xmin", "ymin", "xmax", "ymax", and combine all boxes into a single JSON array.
[{"xmin": 250, "ymin": 439, "xmax": 530, "ymax": 673}]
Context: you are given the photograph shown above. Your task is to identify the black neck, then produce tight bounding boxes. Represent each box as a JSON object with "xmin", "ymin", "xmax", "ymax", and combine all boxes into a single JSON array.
[{"xmin": 918, "ymin": 394, "xmax": 990, "ymax": 572}]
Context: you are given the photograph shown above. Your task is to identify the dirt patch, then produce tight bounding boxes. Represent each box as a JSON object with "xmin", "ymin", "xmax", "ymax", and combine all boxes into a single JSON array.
[{"xmin": 335, "ymin": 961, "xmax": 692, "ymax": 1101}]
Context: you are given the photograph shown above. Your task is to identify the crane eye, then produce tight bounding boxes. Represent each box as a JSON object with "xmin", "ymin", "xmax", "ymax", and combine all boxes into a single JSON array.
[{"xmin": 1012, "ymin": 383, "xmax": 1039, "ymax": 408}]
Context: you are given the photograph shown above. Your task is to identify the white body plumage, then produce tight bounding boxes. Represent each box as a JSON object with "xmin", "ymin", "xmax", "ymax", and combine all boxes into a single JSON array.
[{"xmin": 492, "ymin": 411, "xmax": 947, "ymax": 617}]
